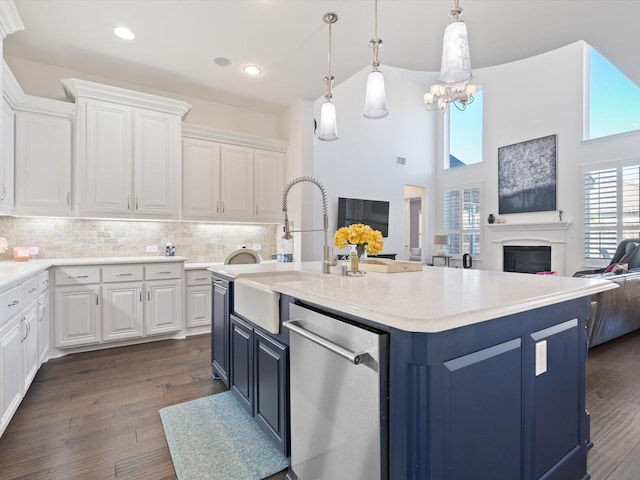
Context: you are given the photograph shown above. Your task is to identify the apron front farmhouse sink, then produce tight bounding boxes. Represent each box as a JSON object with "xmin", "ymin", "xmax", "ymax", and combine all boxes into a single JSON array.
[{"xmin": 233, "ymin": 271, "xmax": 320, "ymax": 334}]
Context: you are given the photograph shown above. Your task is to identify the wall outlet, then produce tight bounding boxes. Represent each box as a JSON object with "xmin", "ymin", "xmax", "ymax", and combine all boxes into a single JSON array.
[
  {"xmin": 252, "ymin": 244, "xmax": 261, "ymax": 251},
  {"xmin": 146, "ymin": 245, "xmax": 158, "ymax": 253},
  {"xmin": 29, "ymin": 246, "xmax": 39, "ymax": 255}
]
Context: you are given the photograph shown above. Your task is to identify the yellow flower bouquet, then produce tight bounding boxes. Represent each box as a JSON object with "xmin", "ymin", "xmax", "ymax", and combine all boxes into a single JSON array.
[{"xmin": 333, "ymin": 223, "xmax": 384, "ymax": 256}]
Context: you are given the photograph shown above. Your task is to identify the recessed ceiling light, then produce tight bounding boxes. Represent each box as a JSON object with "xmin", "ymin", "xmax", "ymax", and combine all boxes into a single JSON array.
[
  {"xmin": 243, "ymin": 65, "xmax": 262, "ymax": 76},
  {"xmin": 214, "ymin": 57, "xmax": 232, "ymax": 67},
  {"xmin": 114, "ymin": 26, "xmax": 135, "ymax": 40}
]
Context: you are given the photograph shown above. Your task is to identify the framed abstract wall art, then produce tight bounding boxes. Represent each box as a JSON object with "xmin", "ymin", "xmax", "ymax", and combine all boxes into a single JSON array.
[{"xmin": 498, "ymin": 134, "xmax": 557, "ymax": 214}]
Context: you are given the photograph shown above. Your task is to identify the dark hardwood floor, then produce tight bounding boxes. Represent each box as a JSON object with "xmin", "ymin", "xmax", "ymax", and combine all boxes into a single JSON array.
[
  {"xmin": 1, "ymin": 330, "xmax": 638, "ymax": 479},
  {"xmin": 586, "ymin": 329, "xmax": 640, "ymax": 480}
]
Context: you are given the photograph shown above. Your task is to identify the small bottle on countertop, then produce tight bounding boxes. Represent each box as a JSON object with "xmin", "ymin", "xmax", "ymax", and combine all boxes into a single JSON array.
[{"xmin": 349, "ymin": 244, "xmax": 359, "ymax": 272}]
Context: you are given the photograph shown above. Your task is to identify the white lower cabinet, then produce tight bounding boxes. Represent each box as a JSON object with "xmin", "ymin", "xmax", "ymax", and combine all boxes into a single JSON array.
[
  {"xmin": 0, "ymin": 314, "xmax": 23, "ymax": 436},
  {"xmin": 102, "ymin": 282, "xmax": 144, "ymax": 341},
  {"xmin": 37, "ymin": 271, "xmax": 50, "ymax": 364},
  {"xmin": 185, "ymin": 269, "xmax": 211, "ymax": 328},
  {"xmin": 145, "ymin": 279, "xmax": 182, "ymax": 335},
  {"xmin": 21, "ymin": 302, "xmax": 39, "ymax": 392},
  {"xmin": 0, "ymin": 270, "xmax": 51, "ymax": 438},
  {"xmin": 53, "ymin": 261, "xmax": 183, "ymax": 349},
  {"xmin": 55, "ymin": 284, "xmax": 101, "ymax": 348}
]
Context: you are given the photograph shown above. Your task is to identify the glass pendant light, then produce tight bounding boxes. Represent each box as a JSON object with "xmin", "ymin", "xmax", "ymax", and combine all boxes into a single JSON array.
[
  {"xmin": 439, "ymin": 0, "xmax": 472, "ymax": 88},
  {"xmin": 318, "ymin": 12, "xmax": 339, "ymax": 141},
  {"xmin": 364, "ymin": 0, "xmax": 388, "ymax": 118}
]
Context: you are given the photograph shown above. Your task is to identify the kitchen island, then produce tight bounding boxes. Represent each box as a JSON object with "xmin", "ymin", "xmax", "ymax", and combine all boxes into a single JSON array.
[{"xmin": 210, "ymin": 261, "xmax": 616, "ymax": 480}]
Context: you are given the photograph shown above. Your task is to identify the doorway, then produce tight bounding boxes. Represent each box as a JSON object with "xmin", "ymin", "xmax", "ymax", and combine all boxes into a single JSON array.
[{"xmin": 404, "ymin": 185, "xmax": 425, "ymax": 261}]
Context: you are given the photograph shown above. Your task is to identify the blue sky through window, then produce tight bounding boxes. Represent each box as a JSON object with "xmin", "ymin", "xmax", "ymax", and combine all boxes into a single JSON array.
[
  {"xmin": 449, "ymin": 90, "xmax": 483, "ymax": 168},
  {"xmin": 589, "ymin": 48, "xmax": 640, "ymax": 139}
]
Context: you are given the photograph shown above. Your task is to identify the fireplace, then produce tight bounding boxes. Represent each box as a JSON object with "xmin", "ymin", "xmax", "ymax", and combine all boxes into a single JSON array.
[{"xmin": 503, "ymin": 246, "xmax": 552, "ymax": 274}]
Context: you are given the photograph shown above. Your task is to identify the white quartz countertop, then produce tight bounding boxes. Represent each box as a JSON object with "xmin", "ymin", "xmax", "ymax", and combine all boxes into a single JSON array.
[{"xmin": 210, "ymin": 261, "xmax": 618, "ymax": 333}]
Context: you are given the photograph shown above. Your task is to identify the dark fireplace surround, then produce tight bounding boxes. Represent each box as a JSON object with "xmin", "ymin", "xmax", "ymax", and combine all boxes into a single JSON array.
[{"xmin": 503, "ymin": 245, "xmax": 552, "ymax": 274}]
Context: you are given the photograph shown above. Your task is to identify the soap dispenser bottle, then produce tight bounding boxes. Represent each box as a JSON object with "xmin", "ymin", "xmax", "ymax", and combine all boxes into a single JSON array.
[{"xmin": 349, "ymin": 244, "xmax": 359, "ymax": 272}]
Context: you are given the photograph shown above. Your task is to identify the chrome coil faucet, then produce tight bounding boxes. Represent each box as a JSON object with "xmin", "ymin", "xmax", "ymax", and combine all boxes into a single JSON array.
[{"xmin": 282, "ymin": 176, "xmax": 337, "ymax": 273}]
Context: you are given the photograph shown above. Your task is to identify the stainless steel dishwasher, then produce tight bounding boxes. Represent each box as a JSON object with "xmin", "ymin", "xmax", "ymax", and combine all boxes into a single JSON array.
[{"xmin": 284, "ymin": 303, "xmax": 388, "ymax": 480}]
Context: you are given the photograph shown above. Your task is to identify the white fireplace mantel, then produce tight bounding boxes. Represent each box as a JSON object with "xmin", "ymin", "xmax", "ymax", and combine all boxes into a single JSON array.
[
  {"xmin": 487, "ymin": 221, "xmax": 572, "ymax": 275},
  {"xmin": 487, "ymin": 221, "xmax": 571, "ymax": 232}
]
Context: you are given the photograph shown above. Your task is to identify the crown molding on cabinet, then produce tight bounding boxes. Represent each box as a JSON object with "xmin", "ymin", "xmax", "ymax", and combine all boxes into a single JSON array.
[
  {"xmin": 0, "ymin": 0, "xmax": 23, "ymax": 39},
  {"xmin": 61, "ymin": 78, "xmax": 192, "ymax": 118},
  {"xmin": 3, "ymin": 61, "xmax": 74, "ymax": 118},
  {"xmin": 182, "ymin": 123, "xmax": 288, "ymax": 153}
]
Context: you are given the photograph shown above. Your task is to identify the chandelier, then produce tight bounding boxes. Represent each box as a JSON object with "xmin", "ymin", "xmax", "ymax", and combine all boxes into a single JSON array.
[
  {"xmin": 424, "ymin": 83, "xmax": 477, "ymax": 111},
  {"xmin": 424, "ymin": 0, "xmax": 475, "ymax": 112}
]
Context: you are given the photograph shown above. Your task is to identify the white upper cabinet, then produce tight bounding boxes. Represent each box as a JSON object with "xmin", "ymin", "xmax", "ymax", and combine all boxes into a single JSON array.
[
  {"xmin": 5, "ymin": 63, "xmax": 74, "ymax": 217},
  {"xmin": 84, "ymin": 100, "xmax": 132, "ymax": 215},
  {"xmin": 0, "ymin": 97, "xmax": 14, "ymax": 213},
  {"xmin": 220, "ymin": 144, "xmax": 254, "ymax": 219},
  {"xmin": 182, "ymin": 124, "xmax": 287, "ymax": 222},
  {"xmin": 14, "ymin": 110, "xmax": 73, "ymax": 216},
  {"xmin": 182, "ymin": 137, "xmax": 221, "ymax": 219},
  {"xmin": 254, "ymin": 149, "xmax": 284, "ymax": 220},
  {"xmin": 62, "ymin": 78, "xmax": 190, "ymax": 220}
]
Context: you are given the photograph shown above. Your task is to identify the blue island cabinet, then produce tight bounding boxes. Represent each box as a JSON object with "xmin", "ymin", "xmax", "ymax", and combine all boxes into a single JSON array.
[
  {"xmin": 230, "ymin": 314, "xmax": 289, "ymax": 456},
  {"xmin": 388, "ymin": 297, "xmax": 590, "ymax": 480},
  {"xmin": 211, "ymin": 273, "xmax": 231, "ymax": 387}
]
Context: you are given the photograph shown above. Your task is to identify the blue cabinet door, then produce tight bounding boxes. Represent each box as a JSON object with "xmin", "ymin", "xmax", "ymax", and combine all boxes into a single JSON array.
[
  {"xmin": 443, "ymin": 338, "xmax": 523, "ymax": 480},
  {"xmin": 230, "ymin": 314, "xmax": 253, "ymax": 413},
  {"xmin": 254, "ymin": 329, "xmax": 289, "ymax": 456},
  {"xmin": 211, "ymin": 275, "xmax": 230, "ymax": 386}
]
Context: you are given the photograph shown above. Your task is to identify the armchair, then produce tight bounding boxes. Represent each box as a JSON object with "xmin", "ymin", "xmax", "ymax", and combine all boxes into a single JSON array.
[{"xmin": 574, "ymin": 238, "xmax": 640, "ymax": 277}]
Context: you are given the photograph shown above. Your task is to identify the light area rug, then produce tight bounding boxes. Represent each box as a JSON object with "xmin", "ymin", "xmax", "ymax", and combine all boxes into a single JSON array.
[{"xmin": 159, "ymin": 391, "xmax": 289, "ymax": 480}]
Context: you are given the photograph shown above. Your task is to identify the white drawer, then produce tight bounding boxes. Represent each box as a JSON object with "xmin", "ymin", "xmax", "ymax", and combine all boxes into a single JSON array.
[
  {"xmin": 186, "ymin": 270, "xmax": 211, "ymax": 286},
  {"xmin": 103, "ymin": 265, "xmax": 144, "ymax": 283},
  {"xmin": 145, "ymin": 262, "xmax": 183, "ymax": 281},
  {"xmin": 22, "ymin": 277, "xmax": 39, "ymax": 305},
  {"xmin": 37, "ymin": 270, "xmax": 50, "ymax": 294},
  {"xmin": 54, "ymin": 267, "xmax": 101, "ymax": 286},
  {"xmin": 0, "ymin": 285, "xmax": 23, "ymax": 326}
]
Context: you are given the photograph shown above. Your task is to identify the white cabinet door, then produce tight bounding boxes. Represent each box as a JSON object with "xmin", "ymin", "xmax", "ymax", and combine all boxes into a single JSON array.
[
  {"xmin": 254, "ymin": 149, "xmax": 284, "ymax": 221},
  {"xmin": 83, "ymin": 100, "xmax": 133, "ymax": 217},
  {"xmin": 220, "ymin": 145, "xmax": 254, "ymax": 219},
  {"xmin": 186, "ymin": 285, "xmax": 212, "ymax": 328},
  {"xmin": 37, "ymin": 291, "xmax": 49, "ymax": 365},
  {"xmin": 14, "ymin": 112, "xmax": 72, "ymax": 216},
  {"xmin": 21, "ymin": 302, "xmax": 39, "ymax": 392},
  {"xmin": 0, "ymin": 316, "xmax": 22, "ymax": 436},
  {"xmin": 102, "ymin": 282, "xmax": 144, "ymax": 341},
  {"xmin": 134, "ymin": 110, "xmax": 178, "ymax": 218},
  {"xmin": 145, "ymin": 280, "xmax": 182, "ymax": 336},
  {"xmin": 182, "ymin": 138, "xmax": 221, "ymax": 219},
  {"xmin": 55, "ymin": 285, "xmax": 100, "ymax": 348},
  {"xmin": 0, "ymin": 98, "xmax": 15, "ymax": 213}
]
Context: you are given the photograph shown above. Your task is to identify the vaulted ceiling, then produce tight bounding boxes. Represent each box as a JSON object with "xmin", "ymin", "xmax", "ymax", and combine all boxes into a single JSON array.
[{"xmin": 5, "ymin": 1, "xmax": 639, "ymax": 115}]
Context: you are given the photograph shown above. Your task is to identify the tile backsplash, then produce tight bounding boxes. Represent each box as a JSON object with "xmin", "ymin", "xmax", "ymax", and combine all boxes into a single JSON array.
[{"xmin": 0, "ymin": 217, "xmax": 278, "ymax": 262}]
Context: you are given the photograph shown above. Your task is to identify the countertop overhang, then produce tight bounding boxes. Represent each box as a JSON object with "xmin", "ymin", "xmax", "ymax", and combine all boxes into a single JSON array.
[{"xmin": 210, "ymin": 261, "xmax": 617, "ymax": 333}]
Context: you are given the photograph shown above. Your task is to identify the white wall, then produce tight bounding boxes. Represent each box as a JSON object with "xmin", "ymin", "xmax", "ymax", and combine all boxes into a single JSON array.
[
  {"xmin": 5, "ymin": 56, "xmax": 282, "ymax": 139},
  {"xmin": 312, "ymin": 65, "xmax": 437, "ymax": 260},
  {"xmin": 435, "ymin": 41, "xmax": 640, "ymax": 275}
]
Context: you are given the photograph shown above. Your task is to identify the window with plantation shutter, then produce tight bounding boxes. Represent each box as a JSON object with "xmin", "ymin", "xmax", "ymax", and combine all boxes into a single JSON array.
[
  {"xmin": 583, "ymin": 163, "xmax": 640, "ymax": 261},
  {"xmin": 444, "ymin": 186, "xmax": 481, "ymax": 256}
]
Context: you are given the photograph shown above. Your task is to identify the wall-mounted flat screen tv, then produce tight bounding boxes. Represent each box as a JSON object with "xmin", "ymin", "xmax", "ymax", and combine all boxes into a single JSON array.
[{"xmin": 337, "ymin": 197, "xmax": 390, "ymax": 237}]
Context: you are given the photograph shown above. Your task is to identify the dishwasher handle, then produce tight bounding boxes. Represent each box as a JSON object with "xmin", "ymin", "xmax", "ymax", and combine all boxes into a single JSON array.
[{"xmin": 284, "ymin": 319, "xmax": 371, "ymax": 365}]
